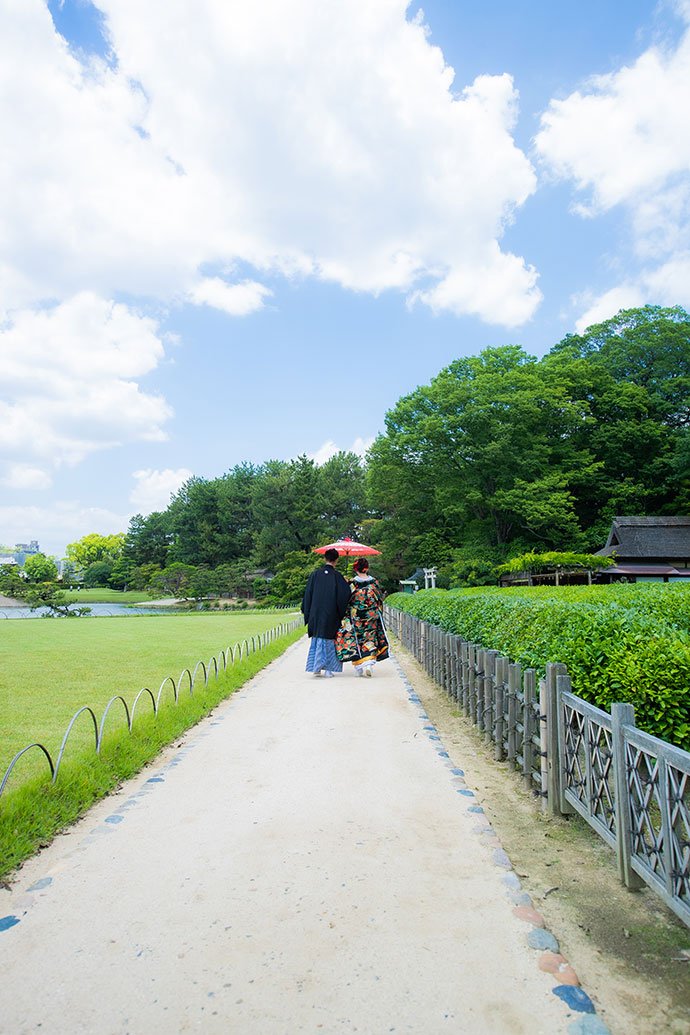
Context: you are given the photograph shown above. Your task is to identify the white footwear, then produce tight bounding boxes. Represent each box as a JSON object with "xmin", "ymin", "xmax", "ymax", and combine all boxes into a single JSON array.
[
  {"xmin": 323, "ymin": 670, "xmax": 335, "ymax": 678},
  {"xmin": 354, "ymin": 665, "xmax": 364, "ymax": 677},
  {"xmin": 364, "ymin": 666, "xmax": 373, "ymax": 677}
]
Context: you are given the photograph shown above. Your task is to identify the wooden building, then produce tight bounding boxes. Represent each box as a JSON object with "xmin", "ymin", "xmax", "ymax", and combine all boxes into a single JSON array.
[{"xmin": 594, "ymin": 516, "xmax": 690, "ymax": 583}]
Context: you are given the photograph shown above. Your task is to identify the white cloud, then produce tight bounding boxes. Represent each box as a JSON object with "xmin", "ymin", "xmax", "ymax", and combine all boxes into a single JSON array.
[
  {"xmin": 1, "ymin": 464, "xmax": 53, "ymax": 491},
  {"xmin": 188, "ymin": 278, "xmax": 272, "ymax": 316},
  {"xmin": 0, "ymin": 0, "xmax": 539, "ymax": 327},
  {"xmin": 130, "ymin": 467, "xmax": 193, "ymax": 513},
  {"xmin": 0, "ymin": 501, "xmax": 131, "ymax": 558},
  {"xmin": 0, "ymin": 292, "xmax": 171, "ymax": 485},
  {"xmin": 309, "ymin": 437, "xmax": 374, "ymax": 465},
  {"xmin": 574, "ymin": 285, "xmax": 646, "ymax": 334},
  {"xmin": 410, "ymin": 242, "xmax": 540, "ymax": 327},
  {"xmin": 535, "ymin": 12, "xmax": 690, "ymax": 325}
]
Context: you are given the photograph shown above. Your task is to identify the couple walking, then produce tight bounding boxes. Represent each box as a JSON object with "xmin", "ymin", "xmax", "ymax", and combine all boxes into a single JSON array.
[{"xmin": 301, "ymin": 549, "xmax": 389, "ymax": 678}]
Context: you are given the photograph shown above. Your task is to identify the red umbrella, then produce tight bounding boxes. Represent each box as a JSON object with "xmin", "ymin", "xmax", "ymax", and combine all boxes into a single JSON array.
[{"xmin": 313, "ymin": 536, "xmax": 381, "ymax": 556}]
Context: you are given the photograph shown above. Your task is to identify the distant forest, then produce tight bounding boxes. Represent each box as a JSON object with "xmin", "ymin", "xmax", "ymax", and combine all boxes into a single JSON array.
[{"xmin": 119, "ymin": 305, "xmax": 690, "ymax": 596}]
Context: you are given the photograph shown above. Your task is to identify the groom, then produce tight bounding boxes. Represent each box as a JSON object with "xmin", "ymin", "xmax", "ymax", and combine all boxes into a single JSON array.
[{"xmin": 301, "ymin": 549, "xmax": 351, "ymax": 677}]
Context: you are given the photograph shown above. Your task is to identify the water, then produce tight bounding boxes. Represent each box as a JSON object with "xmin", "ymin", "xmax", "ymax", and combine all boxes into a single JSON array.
[{"xmin": 0, "ymin": 602, "xmax": 191, "ymax": 620}]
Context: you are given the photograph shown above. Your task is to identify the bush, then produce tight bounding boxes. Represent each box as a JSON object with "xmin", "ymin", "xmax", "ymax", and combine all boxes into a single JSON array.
[{"xmin": 386, "ymin": 584, "xmax": 690, "ymax": 747}]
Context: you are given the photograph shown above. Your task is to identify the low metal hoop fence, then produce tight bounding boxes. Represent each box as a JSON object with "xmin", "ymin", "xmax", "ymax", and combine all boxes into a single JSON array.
[{"xmin": 0, "ymin": 615, "xmax": 305, "ymax": 807}]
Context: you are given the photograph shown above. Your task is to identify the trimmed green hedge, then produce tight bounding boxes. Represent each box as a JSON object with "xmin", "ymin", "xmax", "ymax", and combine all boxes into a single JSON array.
[{"xmin": 387, "ymin": 584, "xmax": 690, "ymax": 747}]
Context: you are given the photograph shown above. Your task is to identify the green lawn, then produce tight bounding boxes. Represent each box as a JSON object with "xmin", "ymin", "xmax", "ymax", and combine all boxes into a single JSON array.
[
  {"xmin": 62, "ymin": 588, "xmax": 152, "ymax": 603},
  {"xmin": 0, "ymin": 612, "xmax": 301, "ymax": 784}
]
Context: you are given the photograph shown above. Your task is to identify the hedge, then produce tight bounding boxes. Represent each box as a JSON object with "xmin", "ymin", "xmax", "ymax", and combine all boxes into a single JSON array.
[{"xmin": 386, "ymin": 584, "xmax": 690, "ymax": 748}]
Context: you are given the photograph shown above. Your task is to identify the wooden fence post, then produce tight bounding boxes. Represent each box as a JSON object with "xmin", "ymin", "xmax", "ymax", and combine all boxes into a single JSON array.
[
  {"xmin": 556, "ymin": 673, "xmax": 576, "ymax": 816},
  {"xmin": 507, "ymin": 662, "xmax": 520, "ymax": 764},
  {"xmin": 494, "ymin": 656, "xmax": 506, "ymax": 761},
  {"xmin": 612, "ymin": 702, "xmax": 644, "ymax": 890},
  {"xmin": 484, "ymin": 651, "xmax": 497, "ymax": 746},
  {"xmin": 522, "ymin": 669, "xmax": 536, "ymax": 792},
  {"xmin": 468, "ymin": 643, "xmax": 477, "ymax": 721},
  {"xmin": 539, "ymin": 677, "xmax": 549, "ymax": 812},
  {"xmin": 460, "ymin": 640, "xmax": 470, "ymax": 714},
  {"xmin": 546, "ymin": 662, "xmax": 567, "ymax": 815}
]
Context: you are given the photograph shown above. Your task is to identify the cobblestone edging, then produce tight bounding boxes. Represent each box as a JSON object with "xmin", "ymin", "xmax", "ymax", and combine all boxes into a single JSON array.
[{"xmin": 391, "ymin": 653, "xmax": 612, "ymax": 1035}]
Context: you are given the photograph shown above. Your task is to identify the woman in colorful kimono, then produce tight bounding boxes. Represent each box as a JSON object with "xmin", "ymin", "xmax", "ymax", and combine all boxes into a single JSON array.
[{"xmin": 346, "ymin": 557, "xmax": 389, "ymax": 677}]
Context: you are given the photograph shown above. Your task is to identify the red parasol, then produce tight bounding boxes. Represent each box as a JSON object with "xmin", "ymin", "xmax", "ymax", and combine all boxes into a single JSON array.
[{"xmin": 313, "ymin": 536, "xmax": 381, "ymax": 557}]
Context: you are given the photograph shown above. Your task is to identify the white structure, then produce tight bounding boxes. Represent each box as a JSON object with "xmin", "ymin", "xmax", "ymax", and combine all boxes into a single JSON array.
[{"xmin": 423, "ymin": 567, "xmax": 437, "ymax": 589}]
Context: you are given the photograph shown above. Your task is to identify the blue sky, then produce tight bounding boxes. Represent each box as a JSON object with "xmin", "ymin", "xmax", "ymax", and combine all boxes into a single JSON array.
[{"xmin": 2, "ymin": 0, "xmax": 690, "ymax": 557}]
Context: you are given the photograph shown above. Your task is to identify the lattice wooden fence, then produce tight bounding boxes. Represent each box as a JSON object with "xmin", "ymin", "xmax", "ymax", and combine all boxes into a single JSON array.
[{"xmin": 384, "ymin": 604, "xmax": 690, "ymax": 928}]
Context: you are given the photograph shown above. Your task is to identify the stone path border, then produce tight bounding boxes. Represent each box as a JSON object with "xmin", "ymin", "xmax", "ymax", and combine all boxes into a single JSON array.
[{"xmin": 389, "ymin": 653, "xmax": 611, "ymax": 1035}]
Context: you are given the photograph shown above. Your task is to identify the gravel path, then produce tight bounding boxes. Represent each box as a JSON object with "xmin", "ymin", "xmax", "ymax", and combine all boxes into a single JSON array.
[{"xmin": 0, "ymin": 641, "xmax": 606, "ymax": 1034}]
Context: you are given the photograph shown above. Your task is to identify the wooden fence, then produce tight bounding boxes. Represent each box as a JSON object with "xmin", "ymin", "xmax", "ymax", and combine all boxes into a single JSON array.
[{"xmin": 384, "ymin": 604, "xmax": 690, "ymax": 929}]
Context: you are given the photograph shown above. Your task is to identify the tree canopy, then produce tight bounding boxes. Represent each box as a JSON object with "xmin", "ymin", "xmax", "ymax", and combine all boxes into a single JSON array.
[{"xmin": 60, "ymin": 305, "xmax": 690, "ymax": 597}]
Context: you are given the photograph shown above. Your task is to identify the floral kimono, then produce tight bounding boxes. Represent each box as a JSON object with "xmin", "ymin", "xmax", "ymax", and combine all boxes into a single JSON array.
[{"xmin": 335, "ymin": 574, "xmax": 389, "ymax": 672}]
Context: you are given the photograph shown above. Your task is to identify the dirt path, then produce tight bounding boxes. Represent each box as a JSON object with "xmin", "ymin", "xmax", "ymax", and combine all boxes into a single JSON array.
[
  {"xmin": 1, "ymin": 640, "xmax": 614, "ymax": 1034},
  {"xmin": 390, "ymin": 640, "xmax": 690, "ymax": 1035}
]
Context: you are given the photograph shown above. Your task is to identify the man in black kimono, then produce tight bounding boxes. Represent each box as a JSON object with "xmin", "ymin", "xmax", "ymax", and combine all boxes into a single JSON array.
[{"xmin": 301, "ymin": 548, "xmax": 351, "ymax": 677}]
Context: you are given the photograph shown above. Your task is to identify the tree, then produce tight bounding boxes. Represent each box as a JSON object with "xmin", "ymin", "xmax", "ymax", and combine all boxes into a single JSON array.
[
  {"xmin": 252, "ymin": 457, "xmax": 324, "ymax": 567},
  {"xmin": 317, "ymin": 452, "xmax": 368, "ymax": 539},
  {"xmin": 368, "ymin": 345, "xmax": 593, "ymax": 565},
  {"xmin": 130, "ymin": 562, "xmax": 162, "ymax": 591},
  {"xmin": 212, "ymin": 560, "xmax": 255, "ymax": 597},
  {"xmin": 66, "ymin": 532, "xmax": 125, "ymax": 571},
  {"xmin": 23, "ymin": 553, "xmax": 58, "ymax": 582},
  {"xmin": 167, "ymin": 466, "xmax": 261, "ymax": 567},
  {"xmin": 147, "ymin": 562, "xmax": 197, "ymax": 598},
  {"xmin": 0, "ymin": 563, "xmax": 90, "ymax": 617},
  {"xmin": 107, "ymin": 556, "xmax": 135, "ymax": 591},
  {"xmin": 545, "ymin": 305, "xmax": 690, "ymax": 544},
  {"xmin": 123, "ymin": 512, "xmax": 172, "ymax": 568},
  {"xmin": 267, "ymin": 551, "xmax": 322, "ymax": 604},
  {"xmin": 83, "ymin": 560, "xmax": 115, "ymax": 587}
]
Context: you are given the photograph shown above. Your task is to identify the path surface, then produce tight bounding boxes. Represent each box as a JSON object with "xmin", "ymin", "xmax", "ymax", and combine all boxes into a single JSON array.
[{"xmin": 0, "ymin": 642, "xmax": 604, "ymax": 1034}]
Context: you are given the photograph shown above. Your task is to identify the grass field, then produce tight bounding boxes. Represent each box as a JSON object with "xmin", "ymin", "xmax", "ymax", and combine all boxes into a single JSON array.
[
  {"xmin": 0, "ymin": 614, "xmax": 305, "ymax": 876},
  {"xmin": 0, "ymin": 612, "xmax": 301, "ymax": 783}
]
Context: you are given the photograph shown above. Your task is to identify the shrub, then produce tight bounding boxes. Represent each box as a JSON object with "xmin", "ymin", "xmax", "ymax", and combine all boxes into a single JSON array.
[{"xmin": 386, "ymin": 584, "xmax": 690, "ymax": 747}]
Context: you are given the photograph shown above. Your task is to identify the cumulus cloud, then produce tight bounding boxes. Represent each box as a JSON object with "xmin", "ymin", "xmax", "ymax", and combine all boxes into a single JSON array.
[
  {"xmin": 0, "ymin": 292, "xmax": 171, "ymax": 486},
  {"xmin": 130, "ymin": 467, "xmax": 193, "ymax": 513},
  {"xmin": 574, "ymin": 285, "xmax": 646, "ymax": 334},
  {"xmin": 188, "ymin": 278, "xmax": 272, "ymax": 316},
  {"xmin": 535, "ymin": 10, "xmax": 690, "ymax": 325},
  {"xmin": 309, "ymin": 437, "xmax": 374, "ymax": 465},
  {"xmin": 0, "ymin": 0, "xmax": 539, "ymax": 326}
]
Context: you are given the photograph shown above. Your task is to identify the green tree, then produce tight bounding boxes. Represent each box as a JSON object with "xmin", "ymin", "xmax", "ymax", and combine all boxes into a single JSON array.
[
  {"xmin": 545, "ymin": 305, "xmax": 690, "ymax": 544},
  {"xmin": 166, "ymin": 466, "xmax": 261, "ymax": 566},
  {"xmin": 267, "ymin": 551, "xmax": 322, "ymax": 604},
  {"xmin": 147, "ymin": 562, "xmax": 197, "ymax": 598},
  {"xmin": 252, "ymin": 456, "xmax": 324, "ymax": 567},
  {"xmin": 317, "ymin": 452, "xmax": 368, "ymax": 538},
  {"xmin": 107, "ymin": 556, "xmax": 135, "ymax": 590},
  {"xmin": 83, "ymin": 560, "xmax": 115, "ymax": 587},
  {"xmin": 66, "ymin": 532, "xmax": 125, "ymax": 571},
  {"xmin": 368, "ymin": 345, "xmax": 593, "ymax": 565},
  {"xmin": 0, "ymin": 563, "xmax": 89, "ymax": 616},
  {"xmin": 130, "ymin": 562, "xmax": 162, "ymax": 591},
  {"xmin": 23, "ymin": 553, "xmax": 58, "ymax": 582},
  {"xmin": 123, "ymin": 512, "xmax": 172, "ymax": 568}
]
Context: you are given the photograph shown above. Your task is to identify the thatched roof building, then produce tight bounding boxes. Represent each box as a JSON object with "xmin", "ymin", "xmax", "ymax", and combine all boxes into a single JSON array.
[{"xmin": 594, "ymin": 516, "xmax": 690, "ymax": 582}]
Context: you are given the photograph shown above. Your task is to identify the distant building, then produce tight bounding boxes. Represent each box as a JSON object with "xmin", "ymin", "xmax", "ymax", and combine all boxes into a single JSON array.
[
  {"xmin": 2, "ymin": 541, "xmax": 41, "ymax": 567},
  {"xmin": 594, "ymin": 516, "xmax": 690, "ymax": 583}
]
